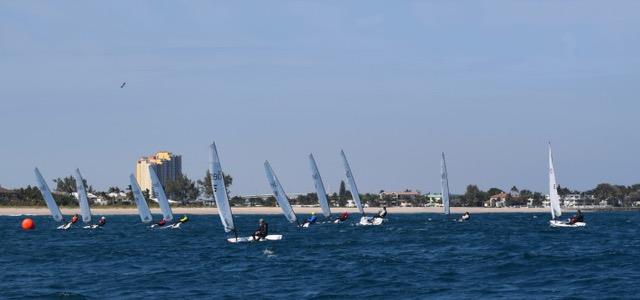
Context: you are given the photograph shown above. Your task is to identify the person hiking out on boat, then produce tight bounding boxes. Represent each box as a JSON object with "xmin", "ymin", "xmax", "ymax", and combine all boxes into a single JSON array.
[
  {"xmin": 156, "ymin": 219, "xmax": 167, "ymax": 227},
  {"xmin": 302, "ymin": 212, "xmax": 317, "ymax": 227},
  {"xmin": 337, "ymin": 211, "xmax": 349, "ymax": 222},
  {"xmin": 252, "ymin": 219, "xmax": 268, "ymax": 241},
  {"xmin": 64, "ymin": 214, "xmax": 79, "ymax": 227},
  {"xmin": 568, "ymin": 210, "xmax": 584, "ymax": 224},
  {"xmin": 97, "ymin": 216, "xmax": 106, "ymax": 227},
  {"xmin": 178, "ymin": 215, "xmax": 189, "ymax": 224},
  {"xmin": 373, "ymin": 207, "xmax": 387, "ymax": 219},
  {"xmin": 461, "ymin": 212, "xmax": 471, "ymax": 221}
]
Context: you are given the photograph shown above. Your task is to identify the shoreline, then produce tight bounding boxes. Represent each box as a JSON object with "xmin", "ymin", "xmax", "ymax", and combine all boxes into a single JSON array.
[{"xmin": 0, "ymin": 206, "xmax": 625, "ymax": 216}]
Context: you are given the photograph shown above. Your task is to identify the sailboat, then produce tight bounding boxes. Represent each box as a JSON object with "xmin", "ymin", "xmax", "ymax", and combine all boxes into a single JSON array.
[
  {"xmin": 149, "ymin": 167, "xmax": 180, "ymax": 229},
  {"xmin": 548, "ymin": 143, "xmax": 586, "ymax": 227},
  {"xmin": 264, "ymin": 161, "xmax": 299, "ymax": 226},
  {"xmin": 309, "ymin": 153, "xmax": 331, "ymax": 221},
  {"xmin": 210, "ymin": 143, "xmax": 281, "ymax": 243},
  {"xmin": 130, "ymin": 174, "xmax": 153, "ymax": 223},
  {"xmin": 34, "ymin": 168, "xmax": 69, "ymax": 229},
  {"xmin": 340, "ymin": 150, "xmax": 383, "ymax": 226},
  {"xmin": 441, "ymin": 152, "xmax": 451, "ymax": 216},
  {"xmin": 74, "ymin": 169, "xmax": 99, "ymax": 229}
]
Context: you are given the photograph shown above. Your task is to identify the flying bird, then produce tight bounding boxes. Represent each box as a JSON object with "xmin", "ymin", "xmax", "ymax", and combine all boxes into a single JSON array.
[{"xmin": 120, "ymin": 82, "xmax": 126, "ymax": 88}]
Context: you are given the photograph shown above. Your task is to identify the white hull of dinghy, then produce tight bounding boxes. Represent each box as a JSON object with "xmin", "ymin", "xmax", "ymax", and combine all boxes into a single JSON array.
[
  {"xmin": 150, "ymin": 222, "xmax": 181, "ymax": 229},
  {"xmin": 57, "ymin": 223, "xmax": 72, "ymax": 230},
  {"xmin": 227, "ymin": 235, "xmax": 283, "ymax": 243},
  {"xmin": 357, "ymin": 216, "xmax": 384, "ymax": 226},
  {"xmin": 550, "ymin": 220, "xmax": 586, "ymax": 227}
]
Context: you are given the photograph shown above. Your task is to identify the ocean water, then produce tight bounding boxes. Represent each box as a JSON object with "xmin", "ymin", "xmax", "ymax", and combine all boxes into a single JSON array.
[{"xmin": 2, "ymin": 212, "xmax": 640, "ymax": 299}]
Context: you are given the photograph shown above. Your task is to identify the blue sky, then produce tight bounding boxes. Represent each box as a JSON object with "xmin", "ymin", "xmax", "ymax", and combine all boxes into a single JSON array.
[{"xmin": 1, "ymin": 1, "xmax": 639, "ymax": 195}]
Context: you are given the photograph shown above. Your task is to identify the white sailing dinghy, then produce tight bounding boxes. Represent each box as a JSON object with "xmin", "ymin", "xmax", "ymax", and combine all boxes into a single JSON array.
[
  {"xmin": 74, "ymin": 169, "xmax": 99, "ymax": 229},
  {"xmin": 340, "ymin": 150, "xmax": 383, "ymax": 226},
  {"xmin": 210, "ymin": 143, "xmax": 282, "ymax": 243},
  {"xmin": 149, "ymin": 167, "xmax": 179, "ymax": 229},
  {"xmin": 34, "ymin": 168, "xmax": 69, "ymax": 229},
  {"xmin": 130, "ymin": 174, "xmax": 153, "ymax": 223},
  {"xmin": 309, "ymin": 154, "xmax": 332, "ymax": 225},
  {"xmin": 548, "ymin": 143, "xmax": 586, "ymax": 228},
  {"xmin": 264, "ymin": 161, "xmax": 300, "ymax": 226},
  {"xmin": 441, "ymin": 152, "xmax": 452, "ymax": 217}
]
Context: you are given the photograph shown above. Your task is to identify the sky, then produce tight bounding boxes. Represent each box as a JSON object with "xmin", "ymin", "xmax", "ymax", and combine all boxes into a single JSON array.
[{"xmin": 1, "ymin": 1, "xmax": 639, "ymax": 196}]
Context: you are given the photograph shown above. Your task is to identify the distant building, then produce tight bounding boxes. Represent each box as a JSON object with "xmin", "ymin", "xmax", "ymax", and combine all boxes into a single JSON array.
[
  {"xmin": 425, "ymin": 193, "xmax": 443, "ymax": 207},
  {"xmin": 135, "ymin": 151, "xmax": 182, "ymax": 193},
  {"xmin": 378, "ymin": 190, "xmax": 420, "ymax": 206},
  {"xmin": 562, "ymin": 194, "xmax": 597, "ymax": 207},
  {"xmin": 0, "ymin": 186, "xmax": 17, "ymax": 201},
  {"xmin": 378, "ymin": 191, "xmax": 420, "ymax": 201},
  {"xmin": 485, "ymin": 192, "xmax": 509, "ymax": 208}
]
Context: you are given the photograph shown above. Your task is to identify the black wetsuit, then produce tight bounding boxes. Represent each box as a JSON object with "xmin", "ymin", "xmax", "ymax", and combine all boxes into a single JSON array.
[
  {"xmin": 253, "ymin": 223, "xmax": 268, "ymax": 240},
  {"xmin": 575, "ymin": 212, "xmax": 584, "ymax": 223}
]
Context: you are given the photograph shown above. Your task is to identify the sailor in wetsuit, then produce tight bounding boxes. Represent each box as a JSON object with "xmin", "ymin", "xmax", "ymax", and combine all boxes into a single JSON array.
[
  {"xmin": 252, "ymin": 219, "xmax": 268, "ymax": 241},
  {"xmin": 568, "ymin": 209, "xmax": 584, "ymax": 224},
  {"xmin": 178, "ymin": 215, "xmax": 189, "ymax": 224},
  {"xmin": 302, "ymin": 212, "xmax": 317, "ymax": 227},
  {"xmin": 337, "ymin": 211, "xmax": 349, "ymax": 222},
  {"xmin": 65, "ymin": 214, "xmax": 79, "ymax": 227},
  {"xmin": 156, "ymin": 219, "xmax": 167, "ymax": 227},
  {"xmin": 373, "ymin": 207, "xmax": 387, "ymax": 220},
  {"xmin": 97, "ymin": 216, "xmax": 107, "ymax": 227}
]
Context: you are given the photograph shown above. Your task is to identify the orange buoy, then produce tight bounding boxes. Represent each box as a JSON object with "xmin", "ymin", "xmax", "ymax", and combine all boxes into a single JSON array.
[{"xmin": 21, "ymin": 218, "xmax": 35, "ymax": 230}]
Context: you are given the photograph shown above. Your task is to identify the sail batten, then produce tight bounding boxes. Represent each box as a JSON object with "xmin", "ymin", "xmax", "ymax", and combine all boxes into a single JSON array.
[
  {"xmin": 74, "ymin": 169, "xmax": 92, "ymax": 223},
  {"xmin": 264, "ymin": 161, "xmax": 298, "ymax": 224},
  {"xmin": 130, "ymin": 174, "xmax": 152, "ymax": 223},
  {"xmin": 34, "ymin": 168, "xmax": 64, "ymax": 222},
  {"xmin": 309, "ymin": 154, "xmax": 331, "ymax": 218},
  {"xmin": 441, "ymin": 153, "xmax": 451, "ymax": 215},
  {"xmin": 149, "ymin": 167, "xmax": 173, "ymax": 222},
  {"xmin": 210, "ymin": 143, "xmax": 235, "ymax": 233},
  {"xmin": 548, "ymin": 143, "xmax": 562, "ymax": 219},
  {"xmin": 340, "ymin": 150, "xmax": 365, "ymax": 215}
]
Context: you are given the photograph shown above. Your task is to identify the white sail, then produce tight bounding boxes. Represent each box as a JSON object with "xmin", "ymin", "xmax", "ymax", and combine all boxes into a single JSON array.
[
  {"xmin": 340, "ymin": 150, "xmax": 364, "ymax": 215},
  {"xmin": 441, "ymin": 152, "xmax": 451, "ymax": 215},
  {"xmin": 74, "ymin": 169, "xmax": 92, "ymax": 223},
  {"xmin": 309, "ymin": 153, "xmax": 331, "ymax": 218},
  {"xmin": 149, "ymin": 166, "xmax": 173, "ymax": 222},
  {"xmin": 548, "ymin": 143, "xmax": 562, "ymax": 219},
  {"xmin": 210, "ymin": 143, "xmax": 235, "ymax": 233},
  {"xmin": 130, "ymin": 174, "xmax": 152, "ymax": 223},
  {"xmin": 264, "ymin": 161, "xmax": 298, "ymax": 224},
  {"xmin": 34, "ymin": 168, "xmax": 64, "ymax": 222}
]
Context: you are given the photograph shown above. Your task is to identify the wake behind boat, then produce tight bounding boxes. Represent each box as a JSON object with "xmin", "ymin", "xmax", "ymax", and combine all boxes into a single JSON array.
[{"xmin": 548, "ymin": 143, "xmax": 586, "ymax": 228}]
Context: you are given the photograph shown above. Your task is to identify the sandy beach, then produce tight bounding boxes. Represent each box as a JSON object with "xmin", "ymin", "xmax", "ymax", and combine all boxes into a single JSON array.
[{"xmin": 1, "ymin": 206, "xmax": 562, "ymax": 216}]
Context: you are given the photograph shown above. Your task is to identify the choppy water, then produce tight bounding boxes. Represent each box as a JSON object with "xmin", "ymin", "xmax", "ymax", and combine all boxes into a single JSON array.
[{"xmin": 2, "ymin": 212, "xmax": 640, "ymax": 299}]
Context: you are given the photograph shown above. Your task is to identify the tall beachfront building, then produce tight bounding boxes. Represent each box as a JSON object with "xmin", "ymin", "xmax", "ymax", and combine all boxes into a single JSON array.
[{"xmin": 135, "ymin": 151, "xmax": 182, "ymax": 193}]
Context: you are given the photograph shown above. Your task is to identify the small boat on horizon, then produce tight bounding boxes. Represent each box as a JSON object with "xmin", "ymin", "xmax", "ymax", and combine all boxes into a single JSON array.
[{"xmin": 548, "ymin": 143, "xmax": 586, "ymax": 228}]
